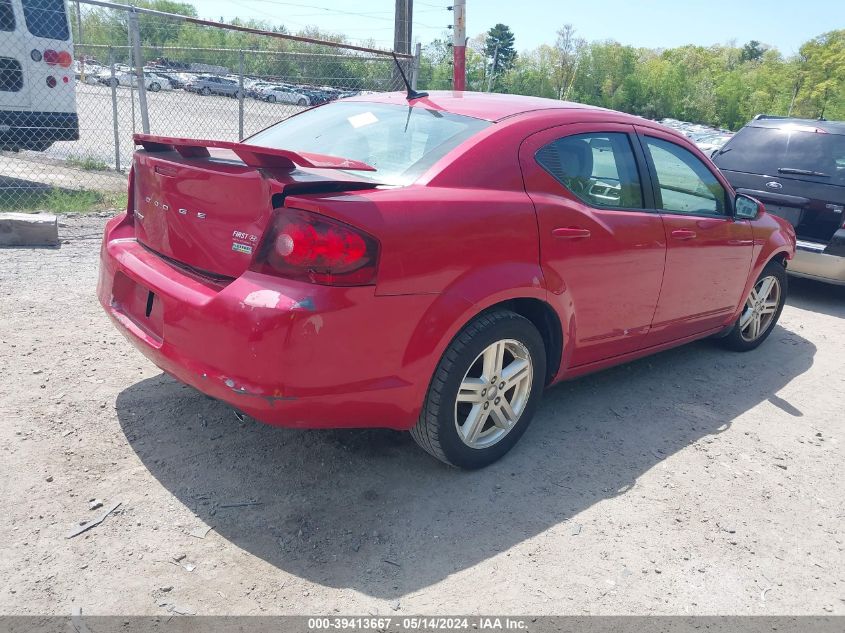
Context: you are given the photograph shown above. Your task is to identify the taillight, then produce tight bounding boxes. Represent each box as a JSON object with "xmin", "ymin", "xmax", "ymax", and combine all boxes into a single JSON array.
[
  {"xmin": 42, "ymin": 50, "xmax": 72, "ymax": 67},
  {"xmin": 253, "ymin": 208, "xmax": 379, "ymax": 286}
]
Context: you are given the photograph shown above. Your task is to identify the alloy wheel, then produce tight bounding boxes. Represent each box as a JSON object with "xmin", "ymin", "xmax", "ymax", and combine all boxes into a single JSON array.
[
  {"xmin": 739, "ymin": 275, "xmax": 781, "ymax": 342},
  {"xmin": 454, "ymin": 338, "xmax": 533, "ymax": 449}
]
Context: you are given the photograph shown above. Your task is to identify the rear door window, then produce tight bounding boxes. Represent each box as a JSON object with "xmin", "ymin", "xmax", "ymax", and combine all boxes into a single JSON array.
[
  {"xmin": 0, "ymin": 0, "xmax": 15, "ymax": 31},
  {"xmin": 21, "ymin": 0, "xmax": 69, "ymax": 40},
  {"xmin": 0, "ymin": 57, "xmax": 23, "ymax": 92},
  {"xmin": 643, "ymin": 136, "xmax": 727, "ymax": 215},
  {"xmin": 535, "ymin": 132, "xmax": 644, "ymax": 209}
]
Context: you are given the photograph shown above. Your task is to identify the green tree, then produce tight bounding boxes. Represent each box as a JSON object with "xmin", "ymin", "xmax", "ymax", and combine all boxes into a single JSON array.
[
  {"xmin": 740, "ymin": 40, "xmax": 765, "ymax": 62},
  {"xmin": 551, "ymin": 24, "xmax": 585, "ymax": 100},
  {"xmin": 485, "ymin": 23, "xmax": 516, "ymax": 77},
  {"xmin": 793, "ymin": 30, "xmax": 845, "ymax": 118}
]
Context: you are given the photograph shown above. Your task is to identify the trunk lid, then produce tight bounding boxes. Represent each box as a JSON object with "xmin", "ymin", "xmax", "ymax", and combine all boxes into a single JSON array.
[{"xmin": 130, "ymin": 135, "xmax": 377, "ymax": 278}]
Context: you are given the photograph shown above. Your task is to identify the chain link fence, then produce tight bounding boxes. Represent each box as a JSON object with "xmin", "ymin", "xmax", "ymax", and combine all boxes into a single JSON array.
[{"xmin": 0, "ymin": 0, "xmax": 414, "ymax": 211}]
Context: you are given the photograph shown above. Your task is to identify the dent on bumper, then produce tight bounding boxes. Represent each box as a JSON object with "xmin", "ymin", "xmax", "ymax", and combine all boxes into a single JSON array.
[
  {"xmin": 788, "ymin": 247, "xmax": 845, "ymax": 285},
  {"xmin": 97, "ymin": 219, "xmax": 435, "ymax": 430}
]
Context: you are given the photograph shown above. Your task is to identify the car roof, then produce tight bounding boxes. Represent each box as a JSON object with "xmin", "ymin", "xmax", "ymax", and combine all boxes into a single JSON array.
[
  {"xmin": 749, "ymin": 115, "xmax": 845, "ymax": 135},
  {"xmin": 344, "ymin": 90, "xmax": 604, "ymax": 122}
]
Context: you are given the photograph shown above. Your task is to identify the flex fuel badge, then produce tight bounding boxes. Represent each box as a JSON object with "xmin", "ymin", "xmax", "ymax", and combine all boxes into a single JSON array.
[{"xmin": 232, "ymin": 230, "xmax": 258, "ymax": 255}]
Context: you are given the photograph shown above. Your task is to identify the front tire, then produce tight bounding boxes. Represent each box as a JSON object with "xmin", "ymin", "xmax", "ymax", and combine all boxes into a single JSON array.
[
  {"xmin": 267, "ymin": 94, "xmax": 276, "ymax": 103},
  {"xmin": 297, "ymin": 97, "xmax": 307, "ymax": 106},
  {"xmin": 411, "ymin": 309, "xmax": 546, "ymax": 469},
  {"xmin": 148, "ymin": 82, "xmax": 161, "ymax": 92},
  {"xmin": 719, "ymin": 259, "xmax": 787, "ymax": 352}
]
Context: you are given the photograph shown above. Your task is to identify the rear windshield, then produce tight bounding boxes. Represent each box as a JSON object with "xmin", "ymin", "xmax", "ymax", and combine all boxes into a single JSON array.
[
  {"xmin": 245, "ymin": 101, "xmax": 491, "ymax": 185},
  {"xmin": 716, "ymin": 125, "xmax": 845, "ymax": 186},
  {"xmin": 21, "ymin": 0, "xmax": 69, "ymax": 40}
]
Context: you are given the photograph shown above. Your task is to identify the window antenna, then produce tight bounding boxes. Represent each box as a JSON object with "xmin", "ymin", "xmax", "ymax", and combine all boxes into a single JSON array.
[{"xmin": 392, "ymin": 52, "xmax": 428, "ymax": 100}]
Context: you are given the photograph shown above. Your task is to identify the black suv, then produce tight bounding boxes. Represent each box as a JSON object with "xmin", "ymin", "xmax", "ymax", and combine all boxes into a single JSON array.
[{"xmin": 713, "ymin": 115, "xmax": 845, "ymax": 285}]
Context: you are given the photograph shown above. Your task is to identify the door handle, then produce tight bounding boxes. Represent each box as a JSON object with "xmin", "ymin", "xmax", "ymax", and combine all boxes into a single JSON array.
[
  {"xmin": 671, "ymin": 229, "xmax": 697, "ymax": 240},
  {"xmin": 552, "ymin": 227, "xmax": 591, "ymax": 239}
]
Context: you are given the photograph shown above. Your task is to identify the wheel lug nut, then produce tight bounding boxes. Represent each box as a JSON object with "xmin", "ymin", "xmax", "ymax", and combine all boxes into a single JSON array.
[
  {"xmin": 483, "ymin": 402, "xmax": 489, "ymax": 410},
  {"xmin": 499, "ymin": 381, "xmax": 505, "ymax": 389},
  {"xmin": 494, "ymin": 397, "xmax": 500, "ymax": 405},
  {"xmin": 481, "ymin": 389, "xmax": 487, "ymax": 396}
]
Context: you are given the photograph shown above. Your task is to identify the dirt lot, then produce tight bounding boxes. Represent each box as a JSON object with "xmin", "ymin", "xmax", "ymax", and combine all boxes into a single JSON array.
[{"xmin": 1, "ymin": 214, "xmax": 843, "ymax": 616}]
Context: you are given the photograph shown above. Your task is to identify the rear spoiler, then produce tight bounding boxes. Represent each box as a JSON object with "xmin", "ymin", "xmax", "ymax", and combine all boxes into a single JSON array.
[{"xmin": 133, "ymin": 134, "xmax": 376, "ymax": 172}]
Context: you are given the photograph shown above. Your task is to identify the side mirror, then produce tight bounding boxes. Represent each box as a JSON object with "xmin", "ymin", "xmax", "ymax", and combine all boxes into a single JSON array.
[{"xmin": 735, "ymin": 194, "xmax": 763, "ymax": 220}]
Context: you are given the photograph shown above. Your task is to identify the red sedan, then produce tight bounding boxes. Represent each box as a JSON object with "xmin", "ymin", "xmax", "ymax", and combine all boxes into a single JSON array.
[{"xmin": 97, "ymin": 91, "xmax": 796, "ymax": 469}]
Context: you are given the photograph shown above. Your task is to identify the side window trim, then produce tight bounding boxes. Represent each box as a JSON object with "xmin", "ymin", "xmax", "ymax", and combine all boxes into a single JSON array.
[
  {"xmin": 636, "ymin": 131, "xmax": 731, "ymax": 219},
  {"xmin": 628, "ymin": 131, "xmax": 658, "ymax": 211},
  {"xmin": 533, "ymin": 128, "xmax": 650, "ymax": 213}
]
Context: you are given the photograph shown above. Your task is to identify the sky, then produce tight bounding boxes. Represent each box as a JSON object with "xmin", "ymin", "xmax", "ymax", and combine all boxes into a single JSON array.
[{"xmin": 194, "ymin": 0, "xmax": 839, "ymax": 54}]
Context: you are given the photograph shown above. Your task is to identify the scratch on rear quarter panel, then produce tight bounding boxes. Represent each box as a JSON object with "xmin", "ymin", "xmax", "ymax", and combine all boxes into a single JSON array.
[
  {"xmin": 242, "ymin": 290, "xmax": 281, "ymax": 309},
  {"xmin": 306, "ymin": 315, "xmax": 323, "ymax": 334}
]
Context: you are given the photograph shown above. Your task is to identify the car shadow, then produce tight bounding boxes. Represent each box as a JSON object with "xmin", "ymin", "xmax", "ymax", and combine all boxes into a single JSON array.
[
  {"xmin": 786, "ymin": 276, "xmax": 845, "ymax": 319},
  {"xmin": 115, "ymin": 324, "xmax": 814, "ymax": 599}
]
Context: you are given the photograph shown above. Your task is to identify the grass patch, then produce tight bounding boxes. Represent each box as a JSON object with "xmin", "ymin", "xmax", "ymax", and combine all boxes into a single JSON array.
[
  {"xmin": 64, "ymin": 155, "xmax": 112, "ymax": 172},
  {"xmin": 0, "ymin": 188, "xmax": 127, "ymax": 214}
]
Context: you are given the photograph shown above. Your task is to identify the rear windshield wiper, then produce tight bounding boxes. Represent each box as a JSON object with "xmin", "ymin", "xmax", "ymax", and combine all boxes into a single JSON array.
[{"xmin": 778, "ymin": 167, "xmax": 831, "ymax": 177}]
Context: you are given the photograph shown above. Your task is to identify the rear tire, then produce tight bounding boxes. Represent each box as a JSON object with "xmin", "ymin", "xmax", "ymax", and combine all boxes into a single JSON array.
[
  {"xmin": 267, "ymin": 95, "xmax": 276, "ymax": 103},
  {"xmin": 718, "ymin": 259, "xmax": 787, "ymax": 352},
  {"xmin": 200, "ymin": 87, "xmax": 211, "ymax": 96},
  {"xmin": 149, "ymin": 82, "xmax": 161, "ymax": 92},
  {"xmin": 411, "ymin": 309, "xmax": 546, "ymax": 469},
  {"xmin": 297, "ymin": 97, "xmax": 307, "ymax": 106}
]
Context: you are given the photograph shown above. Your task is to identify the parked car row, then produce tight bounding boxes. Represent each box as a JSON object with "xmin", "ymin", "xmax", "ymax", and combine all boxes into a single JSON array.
[
  {"xmin": 73, "ymin": 59, "xmax": 361, "ymax": 107},
  {"xmin": 659, "ymin": 118, "xmax": 734, "ymax": 156}
]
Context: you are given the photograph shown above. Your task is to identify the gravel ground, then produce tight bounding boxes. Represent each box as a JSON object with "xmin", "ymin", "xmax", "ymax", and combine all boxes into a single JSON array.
[{"xmin": 1, "ymin": 214, "xmax": 843, "ymax": 615}]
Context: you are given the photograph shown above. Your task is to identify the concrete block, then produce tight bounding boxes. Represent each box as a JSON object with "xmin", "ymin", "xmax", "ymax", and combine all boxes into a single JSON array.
[{"xmin": 0, "ymin": 212, "xmax": 59, "ymax": 247}]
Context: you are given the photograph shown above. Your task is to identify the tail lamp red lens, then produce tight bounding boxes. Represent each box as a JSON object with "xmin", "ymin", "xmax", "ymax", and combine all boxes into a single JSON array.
[
  {"xmin": 253, "ymin": 208, "xmax": 379, "ymax": 286},
  {"xmin": 42, "ymin": 50, "xmax": 72, "ymax": 67}
]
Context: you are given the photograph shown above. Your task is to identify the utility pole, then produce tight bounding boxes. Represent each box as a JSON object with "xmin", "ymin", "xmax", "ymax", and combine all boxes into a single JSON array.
[
  {"xmin": 393, "ymin": 0, "xmax": 412, "ymax": 55},
  {"xmin": 452, "ymin": 0, "xmax": 466, "ymax": 90},
  {"xmin": 393, "ymin": 0, "xmax": 413, "ymax": 89}
]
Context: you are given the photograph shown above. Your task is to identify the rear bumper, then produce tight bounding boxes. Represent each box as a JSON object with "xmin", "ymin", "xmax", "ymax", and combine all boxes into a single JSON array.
[
  {"xmin": 787, "ymin": 240, "xmax": 845, "ymax": 285},
  {"xmin": 97, "ymin": 214, "xmax": 435, "ymax": 429},
  {"xmin": 0, "ymin": 111, "xmax": 79, "ymax": 149}
]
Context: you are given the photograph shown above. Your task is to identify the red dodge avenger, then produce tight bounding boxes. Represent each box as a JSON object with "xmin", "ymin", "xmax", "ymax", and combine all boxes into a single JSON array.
[{"xmin": 98, "ymin": 90, "xmax": 796, "ymax": 468}]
